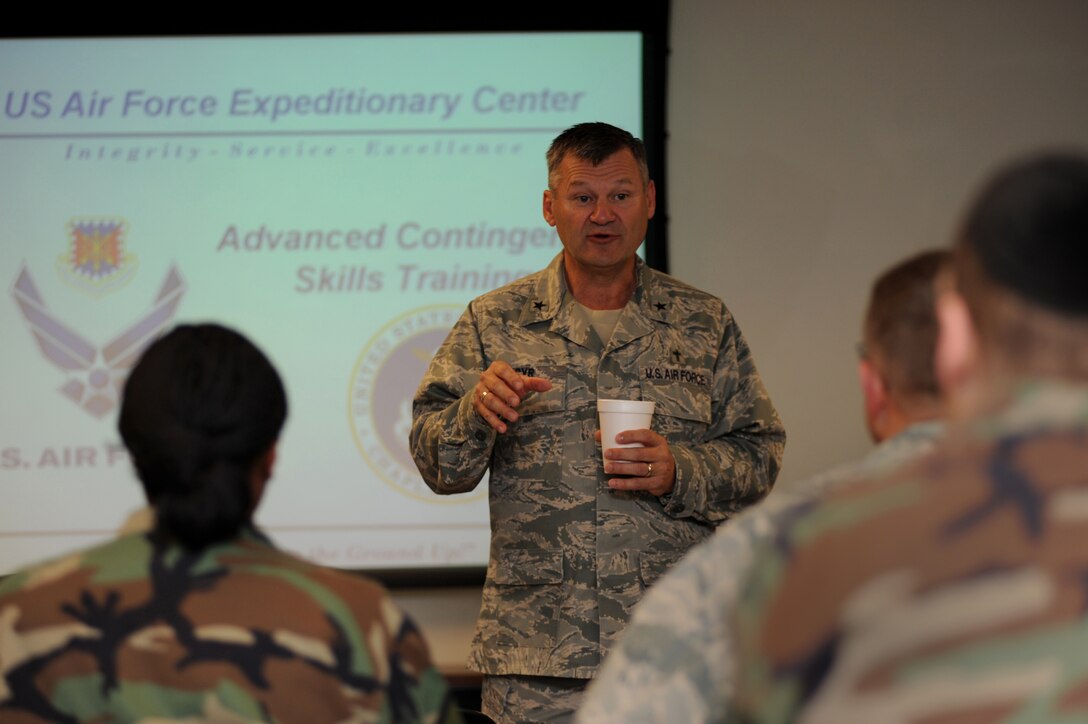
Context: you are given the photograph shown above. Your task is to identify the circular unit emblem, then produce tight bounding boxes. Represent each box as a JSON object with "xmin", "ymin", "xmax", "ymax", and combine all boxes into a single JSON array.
[{"xmin": 349, "ymin": 305, "xmax": 486, "ymax": 503}]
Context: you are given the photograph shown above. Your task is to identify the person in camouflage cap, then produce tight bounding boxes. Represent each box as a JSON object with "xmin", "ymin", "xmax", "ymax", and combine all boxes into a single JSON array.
[
  {"xmin": 577, "ymin": 249, "xmax": 950, "ymax": 723},
  {"xmin": 410, "ymin": 122, "xmax": 785, "ymax": 722},
  {"xmin": 734, "ymin": 151, "xmax": 1088, "ymax": 723},
  {"xmin": 0, "ymin": 324, "xmax": 460, "ymax": 724}
]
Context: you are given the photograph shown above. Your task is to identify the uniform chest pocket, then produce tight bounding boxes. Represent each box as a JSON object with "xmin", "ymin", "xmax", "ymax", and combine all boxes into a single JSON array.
[
  {"xmin": 492, "ymin": 363, "xmax": 568, "ymax": 473},
  {"xmin": 639, "ymin": 370, "xmax": 712, "ymax": 437},
  {"xmin": 510, "ymin": 364, "xmax": 567, "ymax": 417}
]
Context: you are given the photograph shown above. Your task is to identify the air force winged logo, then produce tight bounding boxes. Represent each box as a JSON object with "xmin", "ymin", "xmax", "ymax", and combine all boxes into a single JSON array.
[{"xmin": 12, "ymin": 265, "xmax": 186, "ymax": 418}]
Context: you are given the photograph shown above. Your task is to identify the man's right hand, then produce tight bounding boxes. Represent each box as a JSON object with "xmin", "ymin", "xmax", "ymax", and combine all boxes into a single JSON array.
[{"xmin": 473, "ymin": 360, "xmax": 552, "ymax": 434}]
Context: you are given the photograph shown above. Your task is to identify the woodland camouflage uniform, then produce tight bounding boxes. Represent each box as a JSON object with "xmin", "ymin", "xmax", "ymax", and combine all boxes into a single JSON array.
[
  {"xmin": 0, "ymin": 528, "xmax": 460, "ymax": 723},
  {"xmin": 735, "ymin": 381, "xmax": 1088, "ymax": 723}
]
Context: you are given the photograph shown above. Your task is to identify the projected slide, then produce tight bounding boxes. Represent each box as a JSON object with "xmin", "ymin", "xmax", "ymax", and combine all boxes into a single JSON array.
[{"xmin": 0, "ymin": 34, "xmax": 643, "ymax": 573}]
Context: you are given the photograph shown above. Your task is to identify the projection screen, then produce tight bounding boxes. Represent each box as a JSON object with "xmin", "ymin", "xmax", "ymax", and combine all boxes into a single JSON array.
[{"xmin": 0, "ymin": 27, "xmax": 664, "ymax": 582}]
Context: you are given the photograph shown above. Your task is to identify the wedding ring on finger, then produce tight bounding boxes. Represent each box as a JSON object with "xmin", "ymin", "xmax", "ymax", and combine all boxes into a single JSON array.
[{"xmin": 645, "ymin": 462, "xmax": 654, "ymax": 477}]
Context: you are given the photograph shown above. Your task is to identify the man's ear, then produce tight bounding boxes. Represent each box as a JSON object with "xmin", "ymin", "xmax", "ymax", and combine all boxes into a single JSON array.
[
  {"xmin": 935, "ymin": 290, "xmax": 978, "ymax": 399},
  {"xmin": 543, "ymin": 189, "xmax": 556, "ymax": 226},
  {"xmin": 858, "ymin": 358, "xmax": 888, "ymax": 443}
]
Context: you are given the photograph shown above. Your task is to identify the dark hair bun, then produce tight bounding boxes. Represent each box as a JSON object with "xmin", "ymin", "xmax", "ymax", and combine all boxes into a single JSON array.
[{"xmin": 119, "ymin": 324, "xmax": 287, "ymax": 550}]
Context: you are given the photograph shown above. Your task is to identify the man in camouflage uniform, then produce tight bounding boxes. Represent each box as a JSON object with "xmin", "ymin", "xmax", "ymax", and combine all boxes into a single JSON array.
[
  {"xmin": 578, "ymin": 249, "xmax": 950, "ymax": 723},
  {"xmin": 734, "ymin": 152, "xmax": 1088, "ymax": 722},
  {"xmin": 0, "ymin": 529, "xmax": 459, "ymax": 723},
  {"xmin": 410, "ymin": 122, "xmax": 785, "ymax": 721}
]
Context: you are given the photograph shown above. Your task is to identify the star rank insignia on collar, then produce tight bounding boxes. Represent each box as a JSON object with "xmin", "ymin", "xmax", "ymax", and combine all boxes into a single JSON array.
[
  {"xmin": 654, "ymin": 302, "xmax": 667, "ymax": 311},
  {"xmin": 533, "ymin": 300, "xmax": 546, "ymax": 311}
]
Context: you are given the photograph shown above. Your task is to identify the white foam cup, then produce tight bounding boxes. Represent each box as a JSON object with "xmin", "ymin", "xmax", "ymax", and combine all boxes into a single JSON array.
[{"xmin": 597, "ymin": 399, "xmax": 656, "ymax": 465}]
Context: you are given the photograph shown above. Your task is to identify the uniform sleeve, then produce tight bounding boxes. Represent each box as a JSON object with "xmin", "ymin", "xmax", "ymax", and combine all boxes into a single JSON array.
[
  {"xmin": 662, "ymin": 303, "xmax": 785, "ymax": 523},
  {"xmin": 409, "ymin": 304, "xmax": 497, "ymax": 494},
  {"xmin": 731, "ymin": 503, "xmax": 830, "ymax": 722},
  {"xmin": 386, "ymin": 609, "xmax": 465, "ymax": 723},
  {"xmin": 363, "ymin": 588, "xmax": 465, "ymax": 724}
]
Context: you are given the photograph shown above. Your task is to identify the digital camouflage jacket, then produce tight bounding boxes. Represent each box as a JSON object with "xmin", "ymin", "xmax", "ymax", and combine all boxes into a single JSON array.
[{"xmin": 411, "ymin": 253, "xmax": 785, "ymax": 678}]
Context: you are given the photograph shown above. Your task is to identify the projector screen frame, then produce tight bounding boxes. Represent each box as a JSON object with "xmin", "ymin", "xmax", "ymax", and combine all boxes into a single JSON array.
[{"xmin": 3, "ymin": 7, "xmax": 671, "ymax": 589}]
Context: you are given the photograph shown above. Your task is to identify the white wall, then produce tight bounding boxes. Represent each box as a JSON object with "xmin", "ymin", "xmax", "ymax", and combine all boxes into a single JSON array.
[
  {"xmin": 668, "ymin": 0, "xmax": 1088, "ymax": 485},
  {"xmin": 406, "ymin": 0, "xmax": 1088, "ymax": 667}
]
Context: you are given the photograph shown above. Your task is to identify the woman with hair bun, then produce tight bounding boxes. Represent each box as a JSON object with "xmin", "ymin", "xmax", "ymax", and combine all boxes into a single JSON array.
[
  {"xmin": 119, "ymin": 323, "xmax": 288, "ymax": 552},
  {"xmin": 0, "ymin": 324, "xmax": 461, "ymax": 724}
]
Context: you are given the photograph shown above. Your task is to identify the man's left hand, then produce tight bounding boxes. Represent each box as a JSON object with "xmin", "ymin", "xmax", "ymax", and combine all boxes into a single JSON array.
[{"xmin": 596, "ymin": 429, "xmax": 677, "ymax": 497}]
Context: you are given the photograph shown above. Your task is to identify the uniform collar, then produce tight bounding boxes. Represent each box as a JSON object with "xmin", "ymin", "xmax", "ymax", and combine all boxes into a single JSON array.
[
  {"xmin": 971, "ymin": 379, "xmax": 1088, "ymax": 437},
  {"xmin": 518, "ymin": 253, "xmax": 672, "ymax": 327}
]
